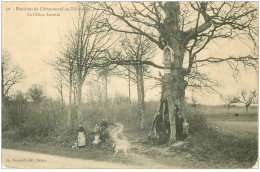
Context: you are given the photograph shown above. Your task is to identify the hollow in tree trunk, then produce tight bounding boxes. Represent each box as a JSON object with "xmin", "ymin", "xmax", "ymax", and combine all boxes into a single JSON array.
[{"xmin": 149, "ymin": 2, "xmax": 188, "ymax": 144}]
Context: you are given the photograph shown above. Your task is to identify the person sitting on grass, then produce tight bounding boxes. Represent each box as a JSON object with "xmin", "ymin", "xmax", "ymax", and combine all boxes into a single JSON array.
[
  {"xmin": 93, "ymin": 122, "xmax": 100, "ymax": 134},
  {"xmin": 92, "ymin": 134, "xmax": 101, "ymax": 147},
  {"xmin": 100, "ymin": 118, "xmax": 109, "ymax": 143},
  {"xmin": 101, "ymin": 118, "xmax": 108, "ymax": 131}
]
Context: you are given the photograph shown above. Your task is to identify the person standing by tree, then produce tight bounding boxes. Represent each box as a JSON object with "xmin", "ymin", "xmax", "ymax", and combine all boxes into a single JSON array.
[
  {"xmin": 175, "ymin": 105, "xmax": 184, "ymax": 140},
  {"xmin": 77, "ymin": 123, "xmax": 86, "ymax": 149},
  {"xmin": 182, "ymin": 119, "xmax": 189, "ymax": 140}
]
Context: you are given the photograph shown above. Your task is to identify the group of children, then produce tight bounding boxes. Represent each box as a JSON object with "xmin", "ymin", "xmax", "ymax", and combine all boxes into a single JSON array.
[
  {"xmin": 92, "ymin": 118, "xmax": 109, "ymax": 146},
  {"xmin": 72, "ymin": 118, "xmax": 109, "ymax": 149}
]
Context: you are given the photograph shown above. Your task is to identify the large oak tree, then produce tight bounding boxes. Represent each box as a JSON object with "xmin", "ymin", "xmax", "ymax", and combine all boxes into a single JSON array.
[{"xmin": 99, "ymin": 2, "xmax": 258, "ymax": 143}]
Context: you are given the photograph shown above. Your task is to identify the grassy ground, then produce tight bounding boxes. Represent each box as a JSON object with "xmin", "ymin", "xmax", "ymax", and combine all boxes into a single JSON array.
[
  {"xmin": 205, "ymin": 107, "xmax": 258, "ymax": 138},
  {"xmin": 191, "ymin": 106, "xmax": 258, "ymax": 168},
  {"xmin": 123, "ymin": 106, "xmax": 258, "ymax": 168},
  {"xmin": 2, "ymin": 105, "xmax": 258, "ymax": 168}
]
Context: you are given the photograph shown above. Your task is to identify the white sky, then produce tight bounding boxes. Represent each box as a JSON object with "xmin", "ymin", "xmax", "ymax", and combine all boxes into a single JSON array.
[{"xmin": 2, "ymin": 2, "xmax": 258, "ymax": 105}]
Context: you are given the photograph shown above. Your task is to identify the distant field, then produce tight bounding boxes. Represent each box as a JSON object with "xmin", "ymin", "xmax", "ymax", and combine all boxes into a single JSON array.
[
  {"xmin": 201, "ymin": 105, "xmax": 258, "ymax": 116},
  {"xmin": 201, "ymin": 106, "xmax": 258, "ymax": 138}
]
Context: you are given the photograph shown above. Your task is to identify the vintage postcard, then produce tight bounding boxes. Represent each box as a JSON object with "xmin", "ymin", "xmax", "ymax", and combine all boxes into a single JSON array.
[{"xmin": 2, "ymin": 1, "xmax": 258, "ymax": 169}]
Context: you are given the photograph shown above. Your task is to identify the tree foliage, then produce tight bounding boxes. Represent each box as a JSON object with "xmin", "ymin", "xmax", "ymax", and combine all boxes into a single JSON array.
[{"xmin": 26, "ymin": 84, "xmax": 46, "ymax": 104}]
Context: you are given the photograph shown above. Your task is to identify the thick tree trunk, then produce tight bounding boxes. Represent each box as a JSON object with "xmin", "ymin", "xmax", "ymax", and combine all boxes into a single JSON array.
[
  {"xmin": 67, "ymin": 80, "xmax": 72, "ymax": 128},
  {"xmin": 128, "ymin": 69, "xmax": 131, "ymax": 117},
  {"xmin": 166, "ymin": 2, "xmax": 188, "ymax": 144},
  {"xmin": 149, "ymin": 2, "xmax": 188, "ymax": 144},
  {"xmin": 77, "ymin": 83, "xmax": 83, "ymax": 122},
  {"xmin": 59, "ymin": 84, "xmax": 64, "ymax": 117},
  {"xmin": 136, "ymin": 66, "xmax": 145, "ymax": 129},
  {"xmin": 105, "ymin": 74, "xmax": 108, "ymax": 121},
  {"xmin": 61, "ymin": 97, "xmax": 64, "ymax": 115},
  {"xmin": 1, "ymin": 65, "xmax": 3, "ymax": 98},
  {"xmin": 73, "ymin": 85, "xmax": 77, "ymax": 105},
  {"xmin": 140, "ymin": 72, "xmax": 145, "ymax": 129},
  {"xmin": 246, "ymin": 105, "xmax": 249, "ymax": 113}
]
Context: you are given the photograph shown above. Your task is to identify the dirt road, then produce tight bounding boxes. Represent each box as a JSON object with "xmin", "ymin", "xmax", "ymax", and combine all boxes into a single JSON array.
[
  {"xmin": 2, "ymin": 148, "xmax": 140, "ymax": 168},
  {"xmin": 110, "ymin": 122, "xmax": 169, "ymax": 168}
]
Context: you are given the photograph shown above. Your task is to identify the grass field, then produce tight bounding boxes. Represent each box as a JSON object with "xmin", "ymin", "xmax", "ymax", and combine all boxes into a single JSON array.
[
  {"xmin": 191, "ymin": 106, "xmax": 258, "ymax": 168},
  {"xmin": 204, "ymin": 106, "xmax": 258, "ymax": 137}
]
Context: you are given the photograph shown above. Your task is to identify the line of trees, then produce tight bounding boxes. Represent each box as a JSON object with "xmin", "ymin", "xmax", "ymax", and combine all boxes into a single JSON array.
[
  {"xmin": 52, "ymin": 3, "xmax": 116, "ymax": 127},
  {"xmin": 118, "ymin": 35, "xmax": 156, "ymax": 129},
  {"xmin": 220, "ymin": 90, "xmax": 257, "ymax": 113},
  {"xmin": 52, "ymin": 3, "xmax": 158, "ymax": 130}
]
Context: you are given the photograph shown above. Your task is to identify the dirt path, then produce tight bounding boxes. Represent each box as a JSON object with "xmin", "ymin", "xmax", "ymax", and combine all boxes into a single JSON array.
[{"xmin": 110, "ymin": 122, "xmax": 170, "ymax": 168}]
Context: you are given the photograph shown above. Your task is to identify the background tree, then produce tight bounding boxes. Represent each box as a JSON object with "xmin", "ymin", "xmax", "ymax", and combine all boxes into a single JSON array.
[
  {"xmin": 240, "ymin": 90, "xmax": 257, "ymax": 113},
  {"xmin": 54, "ymin": 72, "xmax": 65, "ymax": 117},
  {"xmin": 120, "ymin": 34, "xmax": 156, "ymax": 129},
  {"xmin": 220, "ymin": 94, "xmax": 240, "ymax": 112},
  {"xmin": 191, "ymin": 96, "xmax": 198, "ymax": 109},
  {"xmin": 96, "ymin": 66, "xmax": 114, "ymax": 120},
  {"xmin": 100, "ymin": 2, "xmax": 258, "ymax": 143},
  {"xmin": 27, "ymin": 84, "xmax": 46, "ymax": 105},
  {"xmin": 2, "ymin": 49, "xmax": 25, "ymax": 99},
  {"xmin": 57, "ymin": 46, "xmax": 76, "ymax": 128},
  {"xmin": 64, "ymin": 3, "xmax": 115, "ymax": 122}
]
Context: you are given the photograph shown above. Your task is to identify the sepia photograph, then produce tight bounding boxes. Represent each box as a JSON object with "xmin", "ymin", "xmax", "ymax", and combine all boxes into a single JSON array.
[{"xmin": 1, "ymin": 1, "xmax": 258, "ymax": 169}]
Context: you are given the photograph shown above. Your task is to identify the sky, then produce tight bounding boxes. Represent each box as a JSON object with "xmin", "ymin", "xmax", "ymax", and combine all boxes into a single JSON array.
[{"xmin": 2, "ymin": 2, "xmax": 258, "ymax": 105}]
